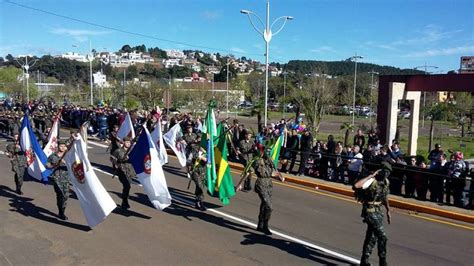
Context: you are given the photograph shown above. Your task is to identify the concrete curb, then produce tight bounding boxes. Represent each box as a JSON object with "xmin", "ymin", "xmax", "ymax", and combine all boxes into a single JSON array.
[{"xmin": 228, "ymin": 161, "xmax": 474, "ymax": 224}]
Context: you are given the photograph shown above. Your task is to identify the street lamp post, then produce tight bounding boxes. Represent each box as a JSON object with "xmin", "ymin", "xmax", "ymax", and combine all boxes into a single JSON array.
[
  {"xmin": 414, "ymin": 64, "xmax": 438, "ymax": 128},
  {"xmin": 240, "ymin": 0, "xmax": 293, "ymax": 126},
  {"xmin": 15, "ymin": 56, "xmax": 38, "ymax": 103},
  {"xmin": 282, "ymin": 71, "xmax": 287, "ymax": 118},
  {"xmin": 368, "ymin": 70, "xmax": 379, "ymax": 125},
  {"xmin": 347, "ymin": 53, "xmax": 363, "ymax": 127},
  {"xmin": 226, "ymin": 61, "xmax": 230, "ymax": 114}
]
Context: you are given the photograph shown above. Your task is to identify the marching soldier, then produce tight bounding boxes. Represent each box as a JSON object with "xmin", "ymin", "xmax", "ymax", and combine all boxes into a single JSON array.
[
  {"xmin": 183, "ymin": 125, "xmax": 198, "ymax": 177},
  {"xmin": 6, "ymin": 133, "xmax": 27, "ymax": 195},
  {"xmin": 354, "ymin": 162, "xmax": 392, "ymax": 266},
  {"xmin": 237, "ymin": 130, "xmax": 256, "ymax": 191},
  {"xmin": 46, "ymin": 140, "xmax": 70, "ymax": 220},
  {"xmin": 190, "ymin": 146, "xmax": 207, "ymax": 211},
  {"xmin": 113, "ymin": 137, "xmax": 136, "ymax": 210},
  {"xmin": 252, "ymin": 144, "xmax": 284, "ymax": 235}
]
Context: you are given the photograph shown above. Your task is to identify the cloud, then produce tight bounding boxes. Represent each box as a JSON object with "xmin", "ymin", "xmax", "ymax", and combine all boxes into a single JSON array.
[
  {"xmin": 200, "ymin": 10, "xmax": 221, "ymax": 20},
  {"xmin": 50, "ymin": 28, "xmax": 111, "ymax": 42},
  {"xmin": 230, "ymin": 47, "xmax": 246, "ymax": 54},
  {"xmin": 404, "ymin": 45, "xmax": 474, "ymax": 58},
  {"xmin": 393, "ymin": 25, "xmax": 462, "ymax": 46},
  {"xmin": 363, "ymin": 41, "xmax": 397, "ymax": 51},
  {"xmin": 309, "ymin": 46, "xmax": 336, "ymax": 53}
]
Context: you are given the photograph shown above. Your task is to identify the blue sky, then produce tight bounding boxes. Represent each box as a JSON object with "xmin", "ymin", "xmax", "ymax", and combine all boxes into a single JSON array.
[{"xmin": 1, "ymin": 0, "xmax": 473, "ymax": 72}]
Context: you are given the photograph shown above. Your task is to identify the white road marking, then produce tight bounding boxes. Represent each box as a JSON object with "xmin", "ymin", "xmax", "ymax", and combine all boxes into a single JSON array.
[
  {"xmin": 93, "ymin": 164, "xmax": 360, "ymax": 265},
  {"xmin": 87, "ymin": 140, "xmax": 109, "ymax": 148}
]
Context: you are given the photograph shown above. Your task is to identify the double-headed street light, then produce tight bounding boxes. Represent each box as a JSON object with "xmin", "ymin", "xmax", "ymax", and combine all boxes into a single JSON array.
[
  {"xmin": 15, "ymin": 55, "xmax": 38, "ymax": 103},
  {"xmin": 241, "ymin": 0, "xmax": 293, "ymax": 126},
  {"xmin": 347, "ymin": 53, "xmax": 363, "ymax": 127}
]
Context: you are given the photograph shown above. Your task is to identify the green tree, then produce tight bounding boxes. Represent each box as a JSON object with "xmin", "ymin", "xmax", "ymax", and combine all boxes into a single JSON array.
[{"xmin": 290, "ymin": 73, "xmax": 335, "ymax": 136}]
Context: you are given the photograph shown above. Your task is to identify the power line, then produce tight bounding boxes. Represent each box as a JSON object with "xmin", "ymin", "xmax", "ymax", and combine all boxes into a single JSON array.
[{"xmin": 5, "ymin": 0, "xmax": 287, "ymax": 61}]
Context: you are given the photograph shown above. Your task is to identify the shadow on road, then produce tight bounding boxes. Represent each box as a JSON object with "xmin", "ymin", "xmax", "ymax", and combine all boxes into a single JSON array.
[
  {"xmin": 112, "ymin": 206, "xmax": 151, "ymax": 220},
  {"xmin": 241, "ymin": 233, "xmax": 357, "ymax": 265},
  {"xmin": 162, "ymin": 165, "xmax": 187, "ymax": 179},
  {"xmin": 0, "ymin": 185, "xmax": 91, "ymax": 232}
]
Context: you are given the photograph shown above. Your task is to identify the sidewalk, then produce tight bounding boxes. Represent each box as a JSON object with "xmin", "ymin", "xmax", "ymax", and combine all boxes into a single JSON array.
[{"xmin": 229, "ymin": 161, "xmax": 474, "ymax": 224}]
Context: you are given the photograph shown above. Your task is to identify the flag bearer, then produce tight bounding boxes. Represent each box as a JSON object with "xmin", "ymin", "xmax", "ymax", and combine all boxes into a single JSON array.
[
  {"xmin": 6, "ymin": 133, "xmax": 27, "ymax": 195},
  {"xmin": 113, "ymin": 137, "xmax": 136, "ymax": 210},
  {"xmin": 253, "ymin": 144, "xmax": 284, "ymax": 235},
  {"xmin": 47, "ymin": 140, "xmax": 70, "ymax": 220}
]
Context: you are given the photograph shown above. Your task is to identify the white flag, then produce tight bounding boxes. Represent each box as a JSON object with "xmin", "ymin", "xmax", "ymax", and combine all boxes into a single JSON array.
[
  {"xmin": 43, "ymin": 117, "xmax": 59, "ymax": 157},
  {"xmin": 129, "ymin": 126, "xmax": 172, "ymax": 210},
  {"xmin": 64, "ymin": 136, "xmax": 117, "ymax": 228},
  {"xmin": 117, "ymin": 112, "xmax": 135, "ymax": 140},
  {"xmin": 151, "ymin": 120, "xmax": 168, "ymax": 165},
  {"xmin": 163, "ymin": 122, "xmax": 187, "ymax": 167}
]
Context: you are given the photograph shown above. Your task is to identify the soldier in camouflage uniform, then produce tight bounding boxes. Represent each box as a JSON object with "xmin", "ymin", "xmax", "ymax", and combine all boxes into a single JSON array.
[
  {"xmin": 113, "ymin": 137, "xmax": 136, "ymax": 210},
  {"xmin": 6, "ymin": 133, "xmax": 27, "ymax": 195},
  {"xmin": 47, "ymin": 140, "xmax": 70, "ymax": 220},
  {"xmin": 252, "ymin": 144, "xmax": 284, "ymax": 235},
  {"xmin": 237, "ymin": 130, "xmax": 256, "ymax": 191},
  {"xmin": 354, "ymin": 162, "xmax": 392, "ymax": 266},
  {"xmin": 183, "ymin": 125, "xmax": 198, "ymax": 177},
  {"xmin": 190, "ymin": 145, "xmax": 207, "ymax": 211}
]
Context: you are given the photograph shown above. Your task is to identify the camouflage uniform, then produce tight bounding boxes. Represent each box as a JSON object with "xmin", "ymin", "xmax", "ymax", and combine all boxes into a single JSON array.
[
  {"xmin": 360, "ymin": 176, "xmax": 390, "ymax": 266},
  {"xmin": 190, "ymin": 148, "xmax": 207, "ymax": 210},
  {"xmin": 183, "ymin": 132, "xmax": 198, "ymax": 163},
  {"xmin": 253, "ymin": 155, "xmax": 275, "ymax": 235},
  {"xmin": 113, "ymin": 146, "xmax": 136, "ymax": 209},
  {"xmin": 47, "ymin": 153, "xmax": 70, "ymax": 219},
  {"xmin": 239, "ymin": 139, "xmax": 255, "ymax": 190},
  {"xmin": 6, "ymin": 142, "xmax": 27, "ymax": 194}
]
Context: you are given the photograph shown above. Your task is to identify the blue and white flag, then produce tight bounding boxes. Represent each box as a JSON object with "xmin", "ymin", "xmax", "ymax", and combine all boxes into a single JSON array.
[
  {"xmin": 129, "ymin": 126, "xmax": 172, "ymax": 210},
  {"xmin": 19, "ymin": 114, "xmax": 52, "ymax": 182}
]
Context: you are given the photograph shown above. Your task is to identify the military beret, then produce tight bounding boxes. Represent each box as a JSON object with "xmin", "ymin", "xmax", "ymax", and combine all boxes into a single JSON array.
[
  {"xmin": 122, "ymin": 137, "xmax": 131, "ymax": 142},
  {"xmin": 58, "ymin": 139, "xmax": 67, "ymax": 145}
]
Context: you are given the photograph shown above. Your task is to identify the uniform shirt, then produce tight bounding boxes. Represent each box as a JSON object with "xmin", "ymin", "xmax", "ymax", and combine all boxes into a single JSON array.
[{"xmin": 112, "ymin": 147, "xmax": 136, "ymax": 179}]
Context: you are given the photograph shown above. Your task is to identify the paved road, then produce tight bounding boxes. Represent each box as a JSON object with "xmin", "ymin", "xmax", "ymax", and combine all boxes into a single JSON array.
[{"xmin": 0, "ymin": 134, "xmax": 472, "ymax": 265}]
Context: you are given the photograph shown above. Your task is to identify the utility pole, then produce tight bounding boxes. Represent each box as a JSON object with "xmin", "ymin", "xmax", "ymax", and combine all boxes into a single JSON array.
[
  {"xmin": 226, "ymin": 61, "xmax": 230, "ymax": 114},
  {"xmin": 414, "ymin": 64, "xmax": 438, "ymax": 128},
  {"xmin": 283, "ymin": 72, "xmax": 287, "ymax": 118},
  {"xmin": 368, "ymin": 70, "xmax": 379, "ymax": 126},
  {"xmin": 89, "ymin": 40, "xmax": 94, "ymax": 106},
  {"xmin": 123, "ymin": 68, "xmax": 126, "ymax": 108}
]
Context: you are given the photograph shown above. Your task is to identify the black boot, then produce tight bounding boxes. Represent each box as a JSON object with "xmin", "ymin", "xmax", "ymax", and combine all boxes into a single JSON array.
[
  {"xmin": 379, "ymin": 257, "xmax": 387, "ymax": 266},
  {"xmin": 121, "ymin": 200, "xmax": 130, "ymax": 210},
  {"xmin": 58, "ymin": 208, "xmax": 68, "ymax": 221},
  {"xmin": 15, "ymin": 182, "xmax": 23, "ymax": 195},
  {"xmin": 199, "ymin": 200, "xmax": 207, "ymax": 211},
  {"xmin": 360, "ymin": 255, "xmax": 371, "ymax": 266},
  {"xmin": 256, "ymin": 219, "xmax": 264, "ymax": 232},
  {"xmin": 262, "ymin": 220, "xmax": 272, "ymax": 235}
]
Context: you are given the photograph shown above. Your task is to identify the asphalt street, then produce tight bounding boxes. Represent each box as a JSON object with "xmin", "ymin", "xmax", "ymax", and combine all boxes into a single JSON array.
[{"xmin": 0, "ymin": 133, "xmax": 473, "ymax": 265}]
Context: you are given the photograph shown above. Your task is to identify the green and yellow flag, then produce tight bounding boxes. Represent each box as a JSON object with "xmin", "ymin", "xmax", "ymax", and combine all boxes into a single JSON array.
[
  {"xmin": 214, "ymin": 123, "xmax": 235, "ymax": 205},
  {"xmin": 270, "ymin": 133, "xmax": 284, "ymax": 168},
  {"xmin": 201, "ymin": 101, "xmax": 218, "ymax": 196}
]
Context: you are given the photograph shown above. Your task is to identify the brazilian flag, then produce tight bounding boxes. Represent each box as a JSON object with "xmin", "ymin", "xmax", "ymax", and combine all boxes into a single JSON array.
[
  {"xmin": 270, "ymin": 133, "xmax": 284, "ymax": 168},
  {"xmin": 201, "ymin": 101, "xmax": 218, "ymax": 196},
  {"xmin": 214, "ymin": 123, "xmax": 235, "ymax": 205}
]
